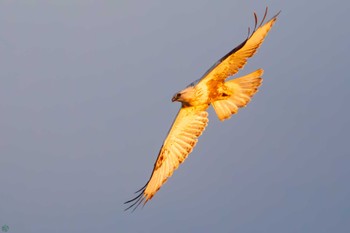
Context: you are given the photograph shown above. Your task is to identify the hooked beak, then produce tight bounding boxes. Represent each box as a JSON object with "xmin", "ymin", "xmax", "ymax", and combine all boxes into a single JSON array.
[{"xmin": 172, "ymin": 93, "xmax": 181, "ymax": 102}]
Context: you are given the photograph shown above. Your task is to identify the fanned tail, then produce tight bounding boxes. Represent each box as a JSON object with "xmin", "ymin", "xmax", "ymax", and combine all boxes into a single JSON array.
[{"xmin": 212, "ymin": 69, "xmax": 263, "ymax": 121}]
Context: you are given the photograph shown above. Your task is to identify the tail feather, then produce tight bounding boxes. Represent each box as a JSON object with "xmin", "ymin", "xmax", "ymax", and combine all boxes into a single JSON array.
[{"xmin": 212, "ymin": 69, "xmax": 263, "ymax": 121}]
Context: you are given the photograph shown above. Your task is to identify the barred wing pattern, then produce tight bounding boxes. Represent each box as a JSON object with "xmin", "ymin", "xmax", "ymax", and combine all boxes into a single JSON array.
[{"xmin": 125, "ymin": 105, "xmax": 209, "ymax": 211}]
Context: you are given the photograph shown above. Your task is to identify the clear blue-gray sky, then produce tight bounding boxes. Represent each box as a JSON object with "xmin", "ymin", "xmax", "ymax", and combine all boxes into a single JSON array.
[{"xmin": 1, "ymin": 1, "xmax": 349, "ymax": 232}]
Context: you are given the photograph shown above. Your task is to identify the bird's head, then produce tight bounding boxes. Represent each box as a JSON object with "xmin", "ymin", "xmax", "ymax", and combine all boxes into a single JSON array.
[
  {"xmin": 171, "ymin": 92, "xmax": 182, "ymax": 102},
  {"xmin": 171, "ymin": 86, "xmax": 196, "ymax": 104}
]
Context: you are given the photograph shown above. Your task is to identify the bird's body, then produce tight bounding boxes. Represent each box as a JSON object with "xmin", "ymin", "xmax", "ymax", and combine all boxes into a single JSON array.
[{"xmin": 125, "ymin": 8, "xmax": 280, "ymax": 211}]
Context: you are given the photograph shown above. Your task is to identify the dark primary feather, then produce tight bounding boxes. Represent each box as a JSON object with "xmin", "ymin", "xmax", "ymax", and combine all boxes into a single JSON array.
[{"xmin": 124, "ymin": 184, "xmax": 147, "ymax": 212}]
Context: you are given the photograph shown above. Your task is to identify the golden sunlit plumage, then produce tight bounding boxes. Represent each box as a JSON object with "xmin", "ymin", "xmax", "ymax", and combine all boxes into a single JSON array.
[
  {"xmin": 145, "ymin": 105, "xmax": 208, "ymax": 198},
  {"xmin": 212, "ymin": 69, "xmax": 263, "ymax": 121},
  {"xmin": 125, "ymin": 7, "xmax": 280, "ymax": 211}
]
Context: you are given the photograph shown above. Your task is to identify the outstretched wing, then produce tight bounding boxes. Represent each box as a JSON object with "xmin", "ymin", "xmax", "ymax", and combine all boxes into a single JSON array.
[
  {"xmin": 198, "ymin": 8, "xmax": 280, "ymax": 84},
  {"xmin": 125, "ymin": 104, "xmax": 209, "ymax": 211}
]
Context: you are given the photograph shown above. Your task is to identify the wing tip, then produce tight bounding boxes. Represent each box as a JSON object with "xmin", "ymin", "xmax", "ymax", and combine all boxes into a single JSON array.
[
  {"xmin": 124, "ymin": 184, "xmax": 148, "ymax": 212},
  {"xmin": 246, "ymin": 7, "xmax": 281, "ymax": 40},
  {"xmin": 267, "ymin": 8, "xmax": 281, "ymax": 24}
]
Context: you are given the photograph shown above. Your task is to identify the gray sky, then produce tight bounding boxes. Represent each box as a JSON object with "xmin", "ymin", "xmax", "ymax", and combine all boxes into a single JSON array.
[{"xmin": 1, "ymin": 1, "xmax": 349, "ymax": 232}]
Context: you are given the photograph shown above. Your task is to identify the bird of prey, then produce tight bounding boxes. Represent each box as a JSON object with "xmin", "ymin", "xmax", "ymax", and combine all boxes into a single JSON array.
[{"xmin": 125, "ymin": 8, "xmax": 280, "ymax": 211}]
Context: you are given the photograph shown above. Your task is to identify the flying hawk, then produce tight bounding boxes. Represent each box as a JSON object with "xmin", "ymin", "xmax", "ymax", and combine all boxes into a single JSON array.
[{"xmin": 125, "ymin": 8, "xmax": 280, "ymax": 211}]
